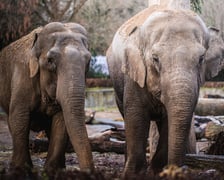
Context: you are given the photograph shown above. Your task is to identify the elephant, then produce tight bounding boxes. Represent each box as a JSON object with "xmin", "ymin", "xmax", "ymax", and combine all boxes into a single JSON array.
[
  {"xmin": 106, "ymin": 4, "xmax": 224, "ymax": 177},
  {"xmin": 0, "ymin": 22, "xmax": 94, "ymax": 172}
]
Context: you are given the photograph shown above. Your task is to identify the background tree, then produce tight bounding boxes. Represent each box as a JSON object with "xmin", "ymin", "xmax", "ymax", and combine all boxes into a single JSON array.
[
  {"xmin": 33, "ymin": 0, "xmax": 87, "ymax": 26},
  {"xmin": 0, "ymin": 0, "xmax": 88, "ymax": 50},
  {"xmin": 0, "ymin": 0, "xmax": 38, "ymax": 50},
  {"xmin": 200, "ymin": 0, "xmax": 224, "ymax": 81},
  {"xmin": 74, "ymin": 0, "xmax": 147, "ymax": 55},
  {"xmin": 201, "ymin": 0, "xmax": 224, "ymax": 33},
  {"xmin": 74, "ymin": 0, "xmax": 203, "ymax": 55}
]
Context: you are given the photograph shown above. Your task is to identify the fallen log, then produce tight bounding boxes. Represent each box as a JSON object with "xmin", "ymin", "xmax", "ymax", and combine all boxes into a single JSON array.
[
  {"xmin": 195, "ymin": 98, "xmax": 224, "ymax": 116},
  {"xmin": 185, "ymin": 154, "xmax": 224, "ymax": 173},
  {"xmin": 30, "ymin": 128, "xmax": 125, "ymax": 154},
  {"xmin": 88, "ymin": 129, "xmax": 125, "ymax": 154}
]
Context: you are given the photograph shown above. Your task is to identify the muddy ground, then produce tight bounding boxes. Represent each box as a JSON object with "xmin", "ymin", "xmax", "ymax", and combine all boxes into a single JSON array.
[{"xmin": 0, "ymin": 111, "xmax": 224, "ymax": 179}]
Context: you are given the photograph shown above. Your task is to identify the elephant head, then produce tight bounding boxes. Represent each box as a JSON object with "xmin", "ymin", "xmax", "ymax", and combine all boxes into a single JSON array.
[
  {"xmin": 29, "ymin": 22, "xmax": 93, "ymax": 171},
  {"xmin": 121, "ymin": 10, "xmax": 224, "ymax": 167}
]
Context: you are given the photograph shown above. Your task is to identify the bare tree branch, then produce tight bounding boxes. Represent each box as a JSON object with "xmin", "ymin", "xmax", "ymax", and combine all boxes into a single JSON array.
[{"xmin": 73, "ymin": 0, "xmax": 88, "ymax": 18}]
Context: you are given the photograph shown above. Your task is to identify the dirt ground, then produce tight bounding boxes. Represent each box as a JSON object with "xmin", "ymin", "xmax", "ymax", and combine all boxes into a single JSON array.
[{"xmin": 0, "ymin": 111, "xmax": 224, "ymax": 179}]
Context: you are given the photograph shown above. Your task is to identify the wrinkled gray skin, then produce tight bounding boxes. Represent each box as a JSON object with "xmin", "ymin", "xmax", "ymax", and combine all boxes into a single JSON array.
[
  {"xmin": 107, "ymin": 6, "xmax": 224, "ymax": 176},
  {"xmin": 0, "ymin": 22, "xmax": 94, "ymax": 172}
]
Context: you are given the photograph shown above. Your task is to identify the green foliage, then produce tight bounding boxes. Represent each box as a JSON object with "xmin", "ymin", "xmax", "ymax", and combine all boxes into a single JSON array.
[{"xmin": 190, "ymin": 0, "xmax": 203, "ymax": 13}]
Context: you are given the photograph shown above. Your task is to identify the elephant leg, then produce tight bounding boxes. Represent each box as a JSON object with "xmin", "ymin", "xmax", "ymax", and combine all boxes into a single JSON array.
[
  {"xmin": 8, "ymin": 103, "xmax": 32, "ymax": 168},
  {"xmin": 44, "ymin": 112, "xmax": 68, "ymax": 172},
  {"xmin": 151, "ymin": 113, "xmax": 168, "ymax": 171},
  {"xmin": 123, "ymin": 101, "xmax": 149, "ymax": 177}
]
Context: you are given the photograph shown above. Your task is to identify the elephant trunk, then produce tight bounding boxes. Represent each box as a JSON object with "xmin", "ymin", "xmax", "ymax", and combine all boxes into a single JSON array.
[
  {"xmin": 57, "ymin": 60, "xmax": 94, "ymax": 171},
  {"xmin": 163, "ymin": 71, "xmax": 198, "ymax": 166}
]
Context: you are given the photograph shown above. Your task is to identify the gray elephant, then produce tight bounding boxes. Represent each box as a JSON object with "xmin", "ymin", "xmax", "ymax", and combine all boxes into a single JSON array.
[
  {"xmin": 0, "ymin": 22, "xmax": 94, "ymax": 172},
  {"xmin": 106, "ymin": 4, "xmax": 224, "ymax": 177}
]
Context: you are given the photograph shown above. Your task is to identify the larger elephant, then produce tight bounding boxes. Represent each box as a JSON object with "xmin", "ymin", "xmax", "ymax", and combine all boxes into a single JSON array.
[
  {"xmin": 0, "ymin": 22, "xmax": 94, "ymax": 172},
  {"xmin": 106, "ymin": 4, "xmax": 224, "ymax": 176}
]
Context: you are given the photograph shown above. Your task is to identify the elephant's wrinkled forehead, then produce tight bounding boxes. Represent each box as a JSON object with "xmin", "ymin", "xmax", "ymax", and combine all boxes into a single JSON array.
[
  {"xmin": 42, "ymin": 31, "xmax": 86, "ymax": 49},
  {"xmin": 142, "ymin": 10, "xmax": 208, "ymax": 45},
  {"xmin": 145, "ymin": 9, "xmax": 204, "ymax": 25}
]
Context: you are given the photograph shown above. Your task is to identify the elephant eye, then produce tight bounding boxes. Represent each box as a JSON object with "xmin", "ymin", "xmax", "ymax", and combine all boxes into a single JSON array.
[
  {"xmin": 46, "ymin": 57, "xmax": 57, "ymax": 72},
  {"xmin": 199, "ymin": 55, "xmax": 204, "ymax": 65},
  {"xmin": 152, "ymin": 54, "xmax": 161, "ymax": 72},
  {"xmin": 47, "ymin": 57, "xmax": 54, "ymax": 64},
  {"xmin": 152, "ymin": 54, "xmax": 159, "ymax": 64}
]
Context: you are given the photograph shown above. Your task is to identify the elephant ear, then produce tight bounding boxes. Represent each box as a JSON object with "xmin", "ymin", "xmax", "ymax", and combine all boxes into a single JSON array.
[
  {"xmin": 29, "ymin": 32, "xmax": 40, "ymax": 78},
  {"xmin": 204, "ymin": 27, "xmax": 224, "ymax": 81},
  {"xmin": 122, "ymin": 42, "xmax": 146, "ymax": 88}
]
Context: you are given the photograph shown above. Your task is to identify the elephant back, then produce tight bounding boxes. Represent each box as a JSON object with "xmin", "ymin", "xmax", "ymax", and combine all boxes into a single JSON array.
[{"xmin": 0, "ymin": 27, "xmax": 43, "ymax": 64}]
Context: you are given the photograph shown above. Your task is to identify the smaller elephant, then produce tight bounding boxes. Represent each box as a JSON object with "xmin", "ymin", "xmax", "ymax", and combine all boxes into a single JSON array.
[{"xmin": 0, "ymin": 22, "xmax": 94, "ymax": 172}]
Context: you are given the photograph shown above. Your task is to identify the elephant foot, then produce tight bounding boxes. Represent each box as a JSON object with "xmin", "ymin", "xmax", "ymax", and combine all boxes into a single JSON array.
[
  {"xmin": 9, "ymin": 160, "xmax": 33, "ymax": 172},
  {"xmin": 122, "ymin": 160, "xmax": 148, "ymax": 179},
  {"xmin": 10, "ymin": 153, "xmax": 33, "ymax": 171},
  {"xmin": 44, "ymin": 157, "xmax": 66, "ymax": 174},
  {"xmin": 150, "ymin": 156, "xmax": 167, "ymax": 173},
  {"xmin": 122, "ymin": 169, "xmax": 147, "ymax": 180}
]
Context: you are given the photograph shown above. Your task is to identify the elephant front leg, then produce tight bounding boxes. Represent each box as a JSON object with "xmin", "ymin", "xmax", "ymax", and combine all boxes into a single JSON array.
[
  {"xmin": 44, "ymin": 112, "xmax": 68, "ymax": 172},
  {"xmin": 123, "ymin": 102, "xmax": 150, "ymax": 177},
  {"xmin": 151, "ymin": 113, "xmax": 168, "ymax": 172},
  {"xmin": 8, "ymin": 105, "xmax": 32, "ymax": 168}
]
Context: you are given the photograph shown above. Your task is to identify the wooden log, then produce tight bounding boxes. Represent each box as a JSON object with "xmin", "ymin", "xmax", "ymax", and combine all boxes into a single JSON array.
[
  {"xmin": 185, "ymin": 154, "xmax": 224, "ymax": 173},
  {"xmin": 89, "ymin": 129, "xmax": 125, "ymax": 154},
  {"xmin": 195, "ymin": 98, "xmax": 224, "ymax": 116},
  {"xmin": 30, "ymin": 128, "xmax": 125, "ymax": 154}
]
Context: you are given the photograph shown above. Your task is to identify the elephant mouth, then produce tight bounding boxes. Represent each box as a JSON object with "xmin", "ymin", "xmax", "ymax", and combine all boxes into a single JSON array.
[
  {"xmin": 41, "ymin": 93, "xmax": 61, "ymax": 116},
  {"xmin": 154, "ymin": 90, "xmax": 161, "ymax": 99}
]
